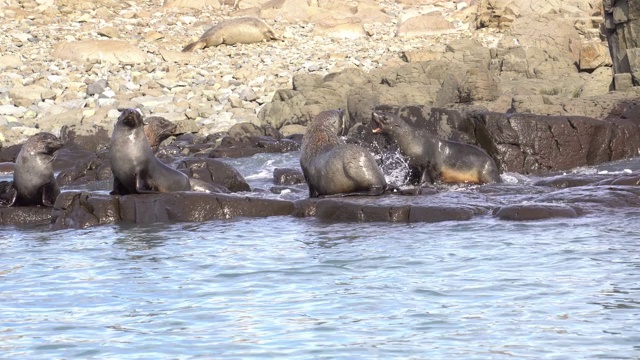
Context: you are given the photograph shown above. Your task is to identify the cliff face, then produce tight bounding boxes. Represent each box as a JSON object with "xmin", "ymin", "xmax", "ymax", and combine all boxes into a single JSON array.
[{"xmin": 604, "ymin": 0, "xmax": 640, "ymax": 89}]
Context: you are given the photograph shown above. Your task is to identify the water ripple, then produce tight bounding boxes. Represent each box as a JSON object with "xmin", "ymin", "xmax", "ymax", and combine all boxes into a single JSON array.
[{"xmin": 1, "ymin": 214, "xmax": 639, "ymax": 359}]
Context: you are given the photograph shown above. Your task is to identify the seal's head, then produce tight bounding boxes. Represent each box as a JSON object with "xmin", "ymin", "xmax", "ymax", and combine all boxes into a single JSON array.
[
  {"xmin": 371, "ymin": 111, "xmax": 403, "ymax": 134},
  {"xmin": 144, "ymin": 116, "xmax": 177, "ymax": 151},
  {"xmin": 118, "ymin": 108, "xmax": 145, "ymax": 129},
  {"xmin": 312, "ymin": 109, "xmax": 347, "ymax": 136},
  {"xmin": 25, "ymin": 132, "xmax": 64, "ymax": 159}
]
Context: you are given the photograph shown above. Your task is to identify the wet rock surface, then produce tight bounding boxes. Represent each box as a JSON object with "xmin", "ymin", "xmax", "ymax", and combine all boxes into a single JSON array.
[{"xmin": 2, "ymin": 158, "xmax": 640, "ymax": 228}]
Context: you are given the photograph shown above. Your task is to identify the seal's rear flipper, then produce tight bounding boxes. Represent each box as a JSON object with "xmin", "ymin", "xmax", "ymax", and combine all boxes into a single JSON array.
[{"xmin": 135, "ymin": 173, "xmax": 159, "ymax": 194}]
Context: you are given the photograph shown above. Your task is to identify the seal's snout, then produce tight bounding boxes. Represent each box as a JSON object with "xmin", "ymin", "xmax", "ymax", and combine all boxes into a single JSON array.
[
  {"xmin": 371, "ymin": 112, "xmax": 384, "ymax": 134},
  {"xmin": 119, "ymin": 108, "xmax": 143, "ymax": 128},
  {"xmin": 44, "ymin": 138, "xmax": 64, "ymax": 154}
]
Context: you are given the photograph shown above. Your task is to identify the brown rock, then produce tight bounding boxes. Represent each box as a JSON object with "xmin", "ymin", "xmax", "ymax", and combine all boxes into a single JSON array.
[
  {"xmin": 8, "ymin": 85, "xmax": 48, "ymax": 107},
  {"xmin": 97, "ymin": 26, "xmax": 119, "ymax": 38},
  {"xmin": 509, "ymin": 16, "xmax": 582, "ymax": 65},
  {"xmin": 579, "ymin": 42, "xmax": 613, "ymax": 71}
]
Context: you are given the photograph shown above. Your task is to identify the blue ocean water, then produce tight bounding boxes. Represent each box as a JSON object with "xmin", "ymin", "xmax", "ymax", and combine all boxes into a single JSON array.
[{"xmin": 1, "ymin": 153, "xmax": 639, "ymax": 359}]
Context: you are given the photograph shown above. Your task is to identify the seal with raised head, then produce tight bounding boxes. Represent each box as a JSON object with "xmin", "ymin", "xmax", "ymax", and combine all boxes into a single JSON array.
[
  {"xmin": 182, "ymin": 17, "xmax": 279, "ymax": 52},
  {"xmin": 300, "ymin": 109, "xmax": 388, "ymax": 198},
  {"xmin": 109, "ymin": 109, "xmax": 191, "ymax": 195},
  {"xmin": 0, "ymin": 132, "xmax": 64, "ymax": 207},
  {"xmin": 372, "ymin": 111, "xmax": 501, "ymax": 185}
]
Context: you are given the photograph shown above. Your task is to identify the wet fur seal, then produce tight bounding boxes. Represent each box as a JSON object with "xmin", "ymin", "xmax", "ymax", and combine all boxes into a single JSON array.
[
  {"xmin": 182, "ymin": 17, "xmax": 279, "ymax": 52},
  {"xmin": 0, "ymin": 132, "xmax": 63, "ymax": 207},
  {"xmin": 372, "ymin": 111, "xmax": 501, "ymax": 185},
  {"xmin": 300, "ymin": 109, "xmax": 388, "ymax": 198},
  {"xmin": 110, "ymin": 109, "xmax": 191, "ymax": 195}
]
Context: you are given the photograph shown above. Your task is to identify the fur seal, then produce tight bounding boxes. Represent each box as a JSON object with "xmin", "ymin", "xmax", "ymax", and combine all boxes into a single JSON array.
[
  {"xmin": 182, "ymin": 17, "xmax": 279, "ymax": 52},
  {"xmin": 143, "ymin": 116, "xmax": 177, "ymax": 153},
  {"xmin": 0, "ymin": 132, "xmax": 63, "ymax": 207},
  {"xmin": 109, "ymin": 109, "xmax": 191, "ymax": 195},
  {"xmin": 372, "ymin": 111, "xmax": 501, "ymax": 185},
  {"xmin": 300, "ymin": 109, "xmax": 388, "ymax": 198}
]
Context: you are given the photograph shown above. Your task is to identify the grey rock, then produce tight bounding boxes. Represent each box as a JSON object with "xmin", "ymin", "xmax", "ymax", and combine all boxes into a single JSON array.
[{"xmin": 87, "ymin": 79, "xmax": 108, "ymax": 95}]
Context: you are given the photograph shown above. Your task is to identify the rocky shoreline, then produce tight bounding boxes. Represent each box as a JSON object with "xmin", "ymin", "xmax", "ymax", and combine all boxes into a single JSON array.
[
  {"xmin": 2, "ymin": 0, "xmax": 636, "ymax": 146},
  {"xmin": 2, "ymin": 0, "xmax": 640, "ymax": 229}
]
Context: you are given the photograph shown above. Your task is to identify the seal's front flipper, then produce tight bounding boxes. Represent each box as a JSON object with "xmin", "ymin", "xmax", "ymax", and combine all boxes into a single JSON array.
[
  {"xmin": 110, "ymin": 177, "xmax": 129, "ymax": 195},
  {"xmin": 41, "ymin": 182, "xmax": 59, "ymax": 207}
]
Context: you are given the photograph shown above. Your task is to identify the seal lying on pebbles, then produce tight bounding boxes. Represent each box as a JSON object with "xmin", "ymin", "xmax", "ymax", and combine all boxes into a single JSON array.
[
  {"xmin": 0, "ymin": 132, "xmax": 63, "ymax": 207},
  {"xmin": 182, "ymin": 16, "xmax": 279, "ymax": 52},
  {"xmin": 300, "ymin": 109, "xmax": 388, "ymax": 198},
  {"xmin": 372, "ymin": 111, "xmax": 501, "ymax": 185},
  {"xmin": 109, "ymin": 108, "xmax": 191, "ymax": 195}
]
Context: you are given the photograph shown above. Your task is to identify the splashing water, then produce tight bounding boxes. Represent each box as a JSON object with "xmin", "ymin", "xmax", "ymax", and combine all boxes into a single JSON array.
[{"xmin": 369, "ymin": 141, "xmax": 411, "ymax": 187}]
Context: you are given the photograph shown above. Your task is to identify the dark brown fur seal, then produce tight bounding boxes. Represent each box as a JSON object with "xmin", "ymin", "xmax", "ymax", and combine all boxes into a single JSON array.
[
  {"xmin": 372, "ymin": 111, "xmax": 501, "ymax": 185},
  {"xmin": 182, "ymin": 17, "xmax": 278, "ymax": 52},
  {"xmin": 144, "ymin": 116, "xmax": 177, "ymax": 153},
  {"xmin": 110, "ymin": 109, "xmax": 190, "ymax": 195},
  {"xmin": 300, "ymin": 109, "xmax": 388, "ymax": 198},
  {"xmin": 0, "ymin": 132, "xmax": 63, "ymax": 207}
]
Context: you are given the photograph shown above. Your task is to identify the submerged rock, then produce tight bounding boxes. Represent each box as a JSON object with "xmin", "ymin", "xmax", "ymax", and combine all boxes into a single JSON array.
[{"xmin": 493, "ymin": 203, "xmax": 580, "ymax": 221}]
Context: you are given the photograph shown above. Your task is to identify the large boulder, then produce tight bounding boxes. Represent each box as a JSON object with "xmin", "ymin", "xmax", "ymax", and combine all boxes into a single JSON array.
[
  {"xmin": 474, "ymin": 112, "xmax": 640, "ymax": 173},
  {"xmin": 176, "ymin": 158, "xmax": 251, "ymax": 192},
  {"xmin": 604, "ymin": 0, "xmax": 640, "ymax": 88},
  {"xmin": 508, "ymin": 16, "xmax": 582, "ymax": 68}
]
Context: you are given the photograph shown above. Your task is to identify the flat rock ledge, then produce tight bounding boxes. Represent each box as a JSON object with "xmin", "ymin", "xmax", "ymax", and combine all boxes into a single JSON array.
[
  {"xmin": 49, "ymin": 191, "xmax": 295, "ymax": 229},
  {"xmin": 3, "ymin": 178, "xmax": 640, "ymax": 229}
]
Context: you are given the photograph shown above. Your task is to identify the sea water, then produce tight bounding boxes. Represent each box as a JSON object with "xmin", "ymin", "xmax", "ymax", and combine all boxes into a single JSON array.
[{"xmin": 1, "ymin": 153, "xmax": 639, "ymax": 359}]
